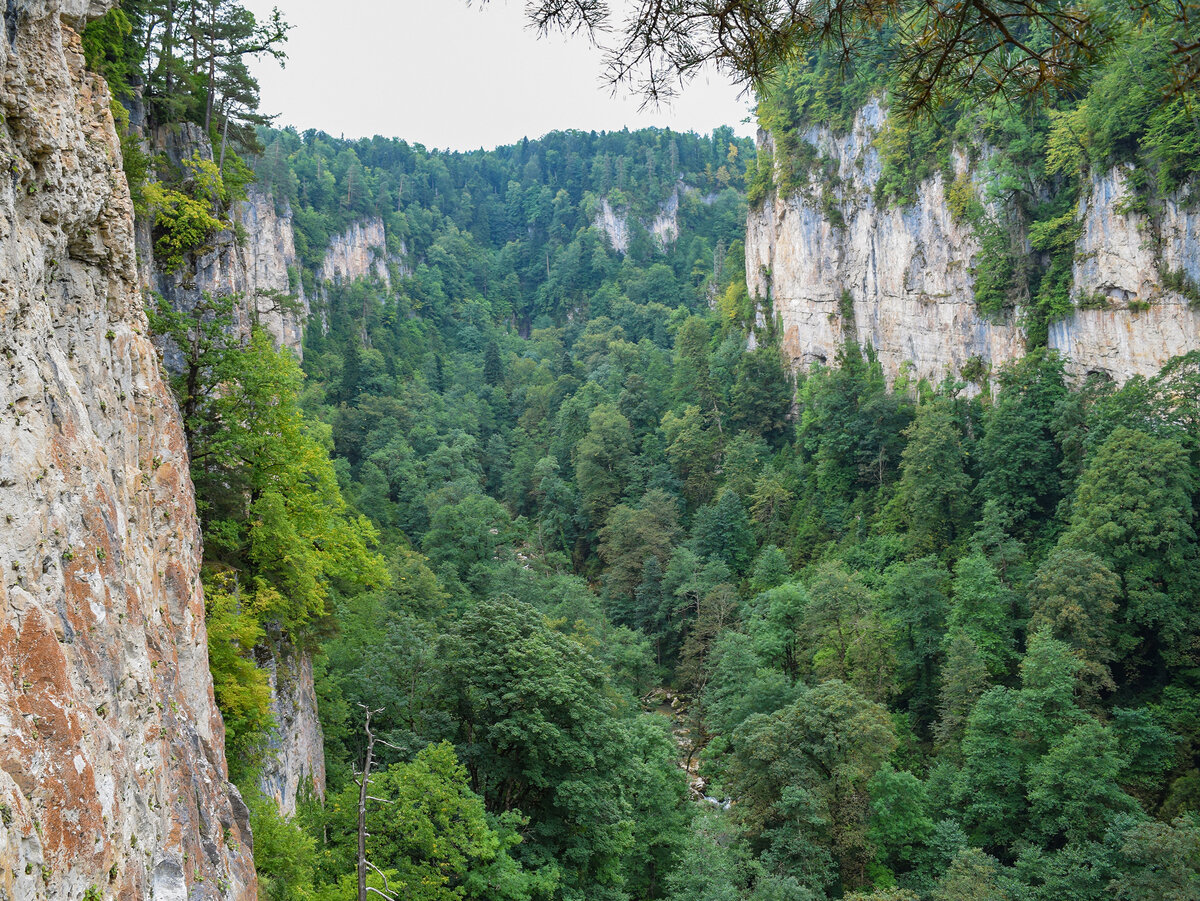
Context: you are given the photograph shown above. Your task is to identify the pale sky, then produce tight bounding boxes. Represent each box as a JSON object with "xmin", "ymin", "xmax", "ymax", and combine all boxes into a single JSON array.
[{"xmin": 241, "ymin": 0, "xmax": 757, "ymax": 151}]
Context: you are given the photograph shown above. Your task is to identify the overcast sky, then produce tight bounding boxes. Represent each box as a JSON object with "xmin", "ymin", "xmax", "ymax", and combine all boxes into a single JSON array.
[{"xmin": 240, "ymin": 0, "xmax": 757, "ymax": 151}]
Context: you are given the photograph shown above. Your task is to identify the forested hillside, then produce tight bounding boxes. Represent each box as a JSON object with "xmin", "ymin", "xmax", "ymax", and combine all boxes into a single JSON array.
[
  {"xmin": 240, "ymin": 124, "xmax": 1200, "ymax": 901},
  {"xmin": 243, "ymin": 125, "xmax": 780, "ymax": 901},
  {"xmin": 77, "ymin": 1, "xmax": 1200, "ymax": 900}
]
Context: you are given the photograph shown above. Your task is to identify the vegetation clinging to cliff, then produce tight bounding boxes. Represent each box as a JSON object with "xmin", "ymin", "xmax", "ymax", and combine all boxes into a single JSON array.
[{"xmin": 748, "ymin": 13, "xmax": 1200, "ymax": 338}]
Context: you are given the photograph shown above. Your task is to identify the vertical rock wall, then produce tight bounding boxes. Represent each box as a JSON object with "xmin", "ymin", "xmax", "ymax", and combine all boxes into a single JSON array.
[
  {"xmin": 142, "ymin": 183, "xmax": 309, "ymax": 361},
  {"xmin": 592, "ymin": 190, "xmax": 681, "ymax": 254},
  {"xmin": 315, "ymin": 217, "xmax": 391, "ymax": 287},
  {"xmin": 256, "ymin": 638, "xmax": 325, "ymax": 818},
  {"xmin": 1048, "ymin": 167, "xmax": 1200, "ymax": 380},
  {"xmin": 747, "ymin": 100, "xmax": 1200, "ymax": 384},
  {"xmin": 0, "ymin": 1, "xmax": 256, "ymax": 898}
]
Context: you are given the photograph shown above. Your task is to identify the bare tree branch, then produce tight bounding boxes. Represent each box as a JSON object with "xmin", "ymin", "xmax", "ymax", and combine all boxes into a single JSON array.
[{"xmin": 473, "ymin": 0, "xmax": 1196, "ymax": 115}]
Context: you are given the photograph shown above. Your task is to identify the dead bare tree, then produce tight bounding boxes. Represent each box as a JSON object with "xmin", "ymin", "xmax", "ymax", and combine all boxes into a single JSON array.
[{"xmin": 354, "ymin": 704, "xmax": 402, "ymax": 901}]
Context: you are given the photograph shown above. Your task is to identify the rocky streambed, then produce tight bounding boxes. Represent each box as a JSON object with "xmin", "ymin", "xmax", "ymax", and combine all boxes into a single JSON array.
[{"xmin": 645, "ymin": 688, "xmax": 732, "ymax": 810}]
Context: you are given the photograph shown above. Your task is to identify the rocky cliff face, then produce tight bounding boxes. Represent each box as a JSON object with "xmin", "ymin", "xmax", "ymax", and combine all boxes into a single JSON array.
[
  {"xmin": 316, "ymin": 216, "xmax": 392, "ymax": 287},
  {"xmin": 142, "ymin": 178, "xmax": 309, "ymax": 361},
  {"xmin": 594, "ymin": 190, "xmax": 681, "ymax": 254},
  {"xmin": 0, "ymin": 2, "xmax": 256, "ymax": 899},
  {"xmin": 1050, "ymin": 167, "xmax": 1200, "ymax": 380},
  {"xmin": 747, "ymin": 99, "xmax": 1200, "ymax": 384},
  {"xmin": 231, "ymin": 190, "xmax": 308, "ymax": 355},
  {"xmin": 594, "ymin": 199, "xmax": 633, "ymax": 254},
  {"xmin": 256, "ymin": 638, "xmax": 324, "ymax": 818}
]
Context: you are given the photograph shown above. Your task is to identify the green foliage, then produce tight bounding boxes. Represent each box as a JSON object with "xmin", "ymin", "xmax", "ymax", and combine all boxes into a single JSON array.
[
  {"xmin": 729, "ymin": 680, "xmax": 898, "ymax": 894},
  {"xmin": 422, "ymin": 493, "xmax": 515, "ymax": 586},
  {"xmin": 1161, "ymin": 267, "xmax": 1200, "ymax": 307},
  {"xmin": 1024, "ymin": 203, "xmax": 1083, "ymax": 345},
  {"xmin": 599, "ymin": 489, "xmax": 681, "ymax": 612},
  {"xmin": 1026, "ymin": 718, "xmax": 1140, "ymax": 843},
  {"xmin": 948, "ymin": 553, "xmax": 1017, "ymax": 679},
  {"xmin": 692, "ymin": 490, "xmax": 757, "ymax": 576},
  {"xmin": 86, "ymin": 0, "xmax": 287, "ymax": 145},
  {"xmin": 248, "ymin": 788, "xmax": 317, "ymax": 901},
  {"xmin": 754, "ymin": 47, "xmax": 882, "ymax": 200},
  {"xmin": 165, "ymin": 87, "xmax": 1200, "ymax": 901},
  {"xmin": 1062, "ymin": 426, "xmax": 1199, "ymax": 671},
  {"xmin": 971, "ymin": 216, "xmax": 1020, "ymax": 319},
  {"xmin": 976, "ymin": 350, "xmax": 1068, "ymax": 538},
  {"xmin": 889, "ymin": 397, "xmax": 971, "ymax": 554},
  {"xmin": 1109, "ymin": 816, "xmax": 1200, "ymax": 901},
  {"xmin": 868, "ymin": 763, "xmax": 935, "ymax": 874},
  {"xmin": 874, "ymin": 112, "xmax": 953, "ymax": 207},
  {"xmin": 1029, "ymin": 547, "xmax": 1120, "ymax": 699},
  {"xmin": 319, "ymin": 742, "xmax": 537, "ymax": 901},
  {"xmin": 204, "ymin": 331, "xmax": 387, "ymax": 633},
  {"xmin": 204, "ymin": 575, "xmax": 274, "ymax": 783},
  {"xmin": 142, "ymin": 179, "xmax": 225, "ymax": 272},
  {"xmin": 931, "ymin": 849, "xmax": 1011, "ymax": 901},
  {"xmin": 935, "ymin": 631, "xmax": 990, "ymax": 753},
  {"xmin": 150, "ymin": 299, "xmax": 385, "ymax": 777},
  {"xmin": 81, "ymin": 8, "xmax": 138, "ymax": 101},
  {"xmin": 946, "ymin": 173, "xmax": 982, "ymax": 224},
  {"xmin": 884, "ymin": 556, "xmax": 950, "ymax": 733},
  {"xmin": 448, "ymin": 596, "xmax": 684, "ymax": 898},
  {"xmin": 575, "ymin": 403, "xmax": 635, "ymax": 527}
]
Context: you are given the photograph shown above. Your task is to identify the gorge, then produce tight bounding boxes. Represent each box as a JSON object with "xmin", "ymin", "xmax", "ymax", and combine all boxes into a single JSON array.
[{"xmin": 2, "ymin": 1, "xmax": 1200, "ymax": 900}]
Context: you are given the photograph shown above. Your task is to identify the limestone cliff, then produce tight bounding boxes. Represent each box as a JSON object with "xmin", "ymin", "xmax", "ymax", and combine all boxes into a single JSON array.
[
  {"xmin": 594, "ymin": 189, "xmax": 681, "ymax": 254},
  {"xmin": 256, "ymin": 637, "xmax": 325, "ymax": 819},
  {"xmin": 141, "ymin": 174, "xmax": 309, "ymax": 361},
  {"xmin": 1050, "ymin": 167, "xmax": 1200, "ymax": 380},
  {"xmin": 0, "ymin": 1, "xmax": 256, "ymax": 898},
  {"xmin": 316, "ymin": 216, "xmax": 392, "ymax": 287},
  {"xmin": 747, "ymin": 99, "xmax": 1200, "ymax": 384}
]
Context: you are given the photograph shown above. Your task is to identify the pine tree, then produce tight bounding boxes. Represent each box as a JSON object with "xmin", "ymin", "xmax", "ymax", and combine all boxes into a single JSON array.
[{"xmin": 483, "ymin": 341, "xmax": 504, "ymax": 386}]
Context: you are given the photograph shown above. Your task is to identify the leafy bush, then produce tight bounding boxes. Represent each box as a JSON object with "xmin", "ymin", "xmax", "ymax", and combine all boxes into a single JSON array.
[
  {"xmin": 142, "ymin": 180, "xmax": 224, "ymax": 271},
  {"xmin": 204, "ymin": 574, "xmax": 274, "ymax": 783}
]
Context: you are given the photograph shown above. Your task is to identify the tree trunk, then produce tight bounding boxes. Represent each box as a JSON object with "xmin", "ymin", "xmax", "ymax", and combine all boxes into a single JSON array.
[
  {"xmin": 218, "ymin": 111, "xmax": 229, "ymax": 175},
  {"xmin": 204, "ymin": 4, "xmax": 217, "ymax": 132},
  {"xmin": 357, "ymin": 707, "xmax": 377, "ymax": 901}
]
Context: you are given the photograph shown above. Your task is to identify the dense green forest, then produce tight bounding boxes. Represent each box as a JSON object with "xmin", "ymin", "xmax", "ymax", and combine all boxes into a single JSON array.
[{"xmin": 84, "ymin": 0, "xmax": 1200, "ymax": 899}]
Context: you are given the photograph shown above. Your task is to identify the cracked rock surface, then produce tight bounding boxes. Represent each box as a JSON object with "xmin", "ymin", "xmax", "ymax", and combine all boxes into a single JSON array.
[
  {"xmin": 0, "ymin": 1, "xmax": 256, "ymax": 897},
  {"xmin": 748, "ymin": 101, "xmax": 1200, "ymax": 386}
]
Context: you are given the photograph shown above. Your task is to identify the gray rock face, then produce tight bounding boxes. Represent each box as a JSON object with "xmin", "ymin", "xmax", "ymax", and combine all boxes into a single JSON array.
[
  {"xmin": 595, "ymin": 198, "xmax": 632, "ymax": 254},
  {"xmin": 316, "ymin": 216, "xmax": 392, "ymax": 287},
  {"xmin": 593, "ymin": 190, "xmax": 680, "ymax": 254},
  {"xmin": 1053, "ymin": 167, "xmax": 1200, "ymax": 380},
  {"xmin": 141, "ymin": 178, "xmax": 309, "ymax": 361},
  {"xmin": 230, "ymin": 189, "xmax": 308, "ymax": 355},
  {"xmin": 257, "ymin": 637, "xmax": 325, "ymax": 818},
  {"xmin": 747, "ymin": 100, "xmax": 1200, "ymax": 385},
  {"xmin": 0, "ymin": 2, "xmax": 256, "ymax": 897}
]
